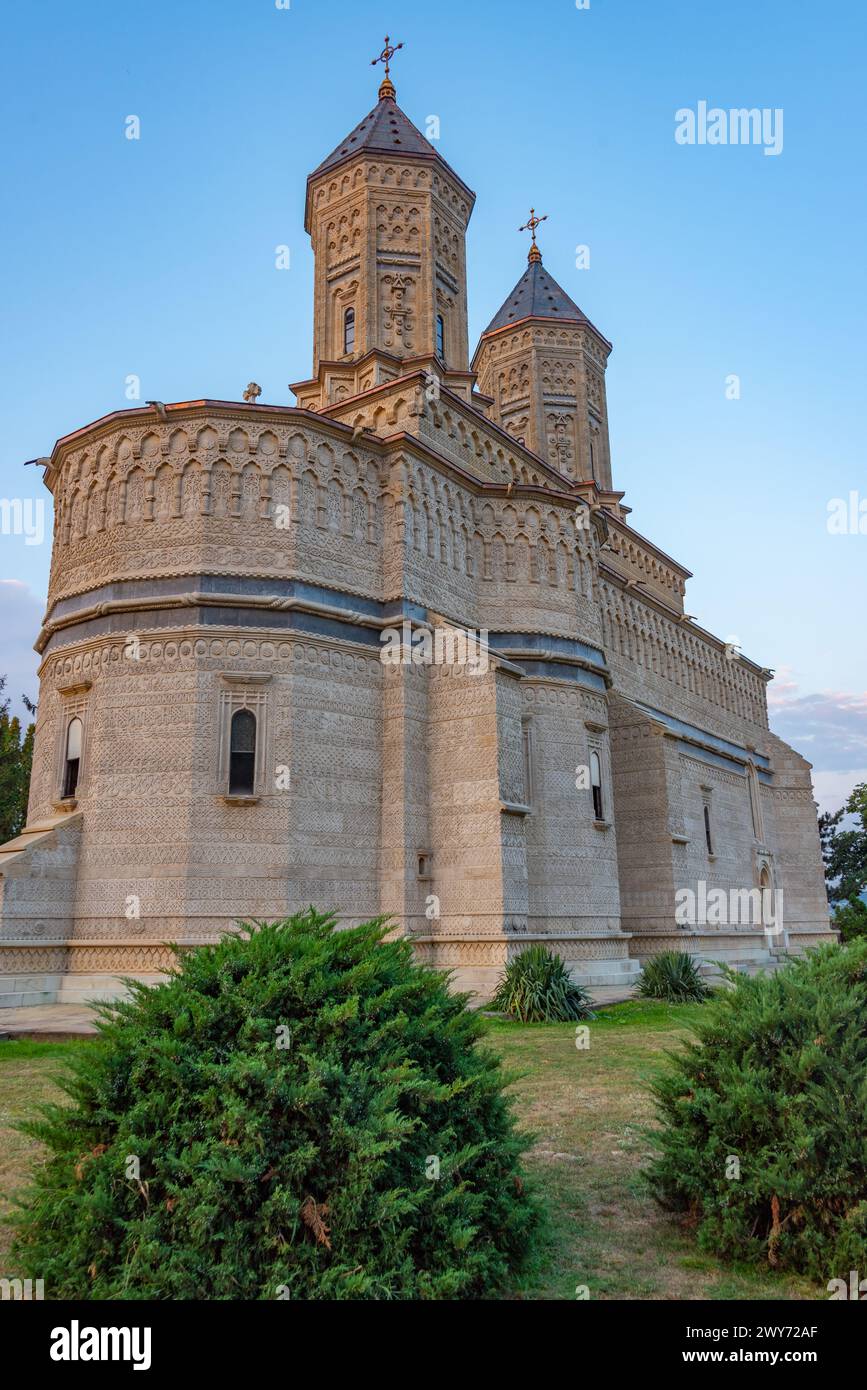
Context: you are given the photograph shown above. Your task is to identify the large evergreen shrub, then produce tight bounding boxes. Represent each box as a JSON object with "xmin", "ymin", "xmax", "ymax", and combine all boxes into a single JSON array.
[
  {"xmin": 648, "ymin": 939, "xmax": 867, "ymax": 1278},
  {"xmin": 12, "ymin": 911, "xmax": 539, "ymax": 1299}
]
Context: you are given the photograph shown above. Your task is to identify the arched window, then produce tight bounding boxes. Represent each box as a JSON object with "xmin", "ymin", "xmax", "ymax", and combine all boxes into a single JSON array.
[
  {"xmin": 229, "ymin": 709, "xmax": 256, "ymax": 796},
  {"xmin": 343, "ymin": 307, "xmax": 355, "ymax": 355},
  {"xmin": 759, "ymin": 865, "xmax": 773, "ymax": 926},
  {"xmin": 704, "ymin": 804, "xmax": 714, "ymax": 855},
  {"xmin": 436, "ymin": 314, "xmax": 445, "ymax": 360},
  {"xmin": 63, "ymin": 717, "xmax": 83, "ymax": 799},
  {"xmin": 590, "ymin": 751, "xmax": 603, "ymax": 821}
]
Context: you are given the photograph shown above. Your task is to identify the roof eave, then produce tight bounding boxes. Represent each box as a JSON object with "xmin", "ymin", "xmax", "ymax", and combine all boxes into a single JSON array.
[
  {"xmin": 471, "ymin": 313, "xmax": 613, "ymax": 368},
  {"xmin": 304, "ymin": 149, "xmax": 476, "ymax": 233}
]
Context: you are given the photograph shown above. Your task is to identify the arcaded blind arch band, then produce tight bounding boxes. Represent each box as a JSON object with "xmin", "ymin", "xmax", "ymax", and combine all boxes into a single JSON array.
[{"xmin": 0, "ymin": 35, "xmax": 835, "ymax": 1009}]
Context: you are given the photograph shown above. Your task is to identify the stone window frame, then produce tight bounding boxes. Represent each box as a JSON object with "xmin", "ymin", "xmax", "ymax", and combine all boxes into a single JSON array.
[
  {"xmin": 55, "ymin": 681, "xmax": 91, "ymax": 809},
  {"xmin": 700, "ymin": 783, "xmax": 716, "ymax": 859},
  {"xmin": 333, "ymin": 277, "xmax": 359, "ymax": 360},
  {"xmin": 216, "ymin": 674, "xmax": 272, "ymax": 804},
  {"xmin": 343, "ymin": 306, "xmax": 356, "ymax": 356},
  {"xmin": 587, "ymin": 412, "xmax": 603, "ymax": 483},
  {"xmin": 585, "ymin": 721, "xmax": 611, "ymax": 829},
  {"xmin": 746, "ymin": 759, "xmax": 765, "ymax": 843},
  {"xmin": 521, "ymin": 716, "xmax": 535, "ymax": 810},
  {"xmin": 436, "ymin": 313, "xmax": 446, "ymax": 363}
]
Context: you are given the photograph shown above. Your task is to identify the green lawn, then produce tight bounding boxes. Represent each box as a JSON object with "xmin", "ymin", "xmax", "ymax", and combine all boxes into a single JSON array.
[
  {"xmin": 0, "ymin": 1006, "xmax": 825, "ymax": 1299},
  {"xmin": 0, "ymin": 1039, "xmax": 95, "ymax": 1282},
  {"xmin": 490, "ymin": 1000, "xmax": 822, "ymax": 1300}
]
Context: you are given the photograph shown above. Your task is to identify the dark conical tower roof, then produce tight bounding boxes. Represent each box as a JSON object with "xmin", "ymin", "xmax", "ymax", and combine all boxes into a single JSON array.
[
  {"xmin": 312, "ymin": 93, "xmax": 441, "ymax": 176},
  {"xmin": 482, "ymin": 254, "xmax": 589, "ymax": 336},
  {"xmin": 306, "ymin": 84, "xmax": 474, "ymax": 228}
]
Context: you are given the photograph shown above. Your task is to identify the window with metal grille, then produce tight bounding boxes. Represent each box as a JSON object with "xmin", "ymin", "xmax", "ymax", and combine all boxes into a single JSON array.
[
  {"xmin": 590, "ymin": 750, "xmax": 603, "ymax": 821},
  {"xmin": 229, "ymin": 709, "xmax": 256, "ymax": 796},
  {"xmin": 63, "ymin": 717, "xmax": 82, "ymax": 799}
]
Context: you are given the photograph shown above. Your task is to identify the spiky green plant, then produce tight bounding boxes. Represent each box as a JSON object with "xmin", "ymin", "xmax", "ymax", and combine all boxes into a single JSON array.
[
  {"xmin": 637, "ymin": 950, "xmax": 711, "ymax": 1003},
  {"xmin": 10, "ymin": 910, "xmax": 540, "ymax": 1300},
  {"xmin": 491, "ymin": 945, "xmax": 595, "ymax": 1023},
  {"xmin": 647, "ymin": 939, "xmax": 867, "ymax": 1277}
]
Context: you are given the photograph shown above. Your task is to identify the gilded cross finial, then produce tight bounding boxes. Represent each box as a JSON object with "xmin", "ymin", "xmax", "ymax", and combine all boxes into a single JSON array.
[
  {"xmin": 519, "ymin": 208, "xmax": 548, "ymax": 263},
  {"xmin": 372, "ymin": 35, "xmax": 403, "ymax": 100}
]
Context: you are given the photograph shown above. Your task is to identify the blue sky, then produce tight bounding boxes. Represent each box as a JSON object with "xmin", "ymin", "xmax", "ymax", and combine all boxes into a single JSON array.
[{"xmin": 1, "ymin": 0, "xmax": 864, "ymax": 808}]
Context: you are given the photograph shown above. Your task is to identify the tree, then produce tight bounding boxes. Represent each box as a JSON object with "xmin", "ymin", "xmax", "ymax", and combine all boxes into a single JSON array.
[
  {"xmin": 0, "ymin": 677, "xmax": 36, "ymax": 843},
  {"xmin": 819, "ymin": 784, "xmax": 867, "ymax": 940}
]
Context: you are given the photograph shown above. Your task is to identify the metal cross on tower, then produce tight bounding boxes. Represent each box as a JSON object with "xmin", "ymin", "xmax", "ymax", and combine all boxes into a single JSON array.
[
  {"xmin": 519, "ymin": 208, "xmax": 548, "ymax": 262},
  {"xmin": 371, "ymin": 35, "xmax": 404, "ymax": 97}
]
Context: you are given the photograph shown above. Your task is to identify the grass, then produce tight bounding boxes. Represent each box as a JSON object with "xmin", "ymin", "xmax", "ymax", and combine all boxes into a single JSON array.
[
  {"xmin": 0, "ymin": 1006, "xmax": 826, "ymax": 1300},
  {"xmin": 0, "ymin": 1039, "xmax": 95, "ymax": 1281},
  {"xmin": 489, "ymin": 999, "xmax": 823, "ymax": 1300}
]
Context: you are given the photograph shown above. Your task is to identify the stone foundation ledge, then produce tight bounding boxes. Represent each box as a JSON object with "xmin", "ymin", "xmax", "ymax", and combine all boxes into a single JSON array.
[{"xmin": 412, "ymin": 932, "xmax": 641, "ymax": 1000}]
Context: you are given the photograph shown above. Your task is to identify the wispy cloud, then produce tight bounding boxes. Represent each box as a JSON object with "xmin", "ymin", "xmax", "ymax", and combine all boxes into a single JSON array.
[{"xmin": 769, "ymin": 669, "xmax": 867, "ymax": 812}]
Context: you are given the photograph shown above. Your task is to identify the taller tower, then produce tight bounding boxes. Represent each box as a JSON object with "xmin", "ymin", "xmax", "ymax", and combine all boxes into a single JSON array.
[
  {"xmin": 292, "ymin": 40, "xmax": 476, "ymax": 411},
  {"xmin": 472, "ymin": 217, "xmax": 614, "ymax": 486}
]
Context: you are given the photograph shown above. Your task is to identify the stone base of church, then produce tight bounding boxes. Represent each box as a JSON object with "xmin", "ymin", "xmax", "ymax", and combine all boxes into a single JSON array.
[
  {"xmin": 0, "ymin": 927, "xmax": 837, "ymax": 1010},
  {"xmin": 0, "ymin": 930, "xmax": 646, "ymax": 1008},
  {"xmin": 629, "ymin": 927, "xmax": 839, "ymax": 979},
  {"xmin": 412, "ymin": 932, "xmax": 642, "ymax": 1001},
  {"xmin": 0, "ymin": 939, "xmax": 178, "ymax": 1009}
]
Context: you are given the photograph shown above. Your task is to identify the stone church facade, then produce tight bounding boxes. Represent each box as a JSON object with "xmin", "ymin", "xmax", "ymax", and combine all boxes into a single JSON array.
[{"xmin": 0, "ymin": 68, "xmax": 834, "ymax": 1007}]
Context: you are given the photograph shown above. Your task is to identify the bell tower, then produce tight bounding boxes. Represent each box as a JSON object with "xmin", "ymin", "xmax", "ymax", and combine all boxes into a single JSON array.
[
  {"xmin": 472, "ymin": 214, "xmax": 614, "ymax": 487},
  {"xmin": 292, "ymin": 38, "xmax": 476, "ymax": 411}
]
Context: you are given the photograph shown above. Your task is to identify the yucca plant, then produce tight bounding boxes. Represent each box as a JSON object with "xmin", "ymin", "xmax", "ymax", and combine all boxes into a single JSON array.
[
  {"xmin": 637, "ymin": 950, "xmax": 711, "ymax": 1003},
  {"xmin": 491, "ymin": 945, "xmax": 595, "ymax": 1023}
]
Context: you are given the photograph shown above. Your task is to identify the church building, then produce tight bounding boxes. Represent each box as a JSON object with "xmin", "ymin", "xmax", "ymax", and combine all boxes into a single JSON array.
[{"xmin": 0, "ymin": 44, "xmax": 834, "ymax": 1006}]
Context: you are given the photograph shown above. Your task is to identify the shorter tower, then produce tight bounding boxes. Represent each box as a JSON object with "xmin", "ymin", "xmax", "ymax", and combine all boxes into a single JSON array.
[{"xmin": 472, "ymin": 214, "xmax": 613, "ymax": 486}]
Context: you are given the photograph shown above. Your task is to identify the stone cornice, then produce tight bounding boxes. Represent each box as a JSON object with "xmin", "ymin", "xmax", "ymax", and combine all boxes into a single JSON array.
[
  {"xmin": 321, "ymin": 369, "xmax": 580, "ymax": 494},
  {"xmin": 598, "ymin": 562, "xmax": 769, "ymax": 679},
  {"xmin": 605, "ymin": 514, "xmax": 693, "ymax": 582},
  {"xmin": 304, "ymin": 147, "xmax": 476, "ymax": 234},
  {"xmin": 41, "ymin": 400, "xmax": 370, "ymax": 493},
  {"xmin": 471, "ymin": 312, "xmax": 613, "ymax": 368}
]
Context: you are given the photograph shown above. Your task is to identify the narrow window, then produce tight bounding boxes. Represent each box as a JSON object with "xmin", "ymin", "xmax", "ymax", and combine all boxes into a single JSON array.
[
  {"xmin": 759, "ymin": 865, "xmax": 773, "ymax": 925},
  {"xmin": 521, "ymin": 720, "xmax": 533, "ymax": 807},
  {"xmin": 343, "ymin": 307, "xmax": 355, "ymax": 355},
  {"xmin": 63, "ymin": 717, "xmax": 83, "ymax": 799},
  {"xmin": 704, "ymin": 804, "xmax": 714, "ymax": 855},
  {"xmin": 748, "ymin": 762, "xmax": 764, "ymax": 840},
  {"xmin": 590, "ymin": 750, "xmax": 603, "ymax": 821},
  {"xmin": 436, "ymin": 314, "xmax": 445, "ymax": 360},
  {"xmin": 588, "ymin": 416, "xmax": 601, "ymax": 482},
  {"xmin": 229, "ymin": 709, "xmax": 256, "ymax": 796}
]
